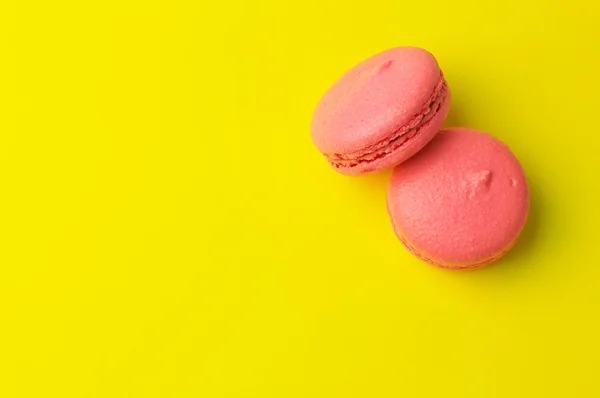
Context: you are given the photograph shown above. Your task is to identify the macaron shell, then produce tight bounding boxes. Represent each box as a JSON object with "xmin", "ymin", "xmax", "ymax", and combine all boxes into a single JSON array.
[
  {"xmin": 387, "ymin": 128, "xmax": 530, "ymax": 268},
  {"xmin": 311, "ymin": 47, "xmax": 441, "ymax": 155},
  {"xmin": 334, "ymin": 88, "xmax": 450, "ymax": 175}
]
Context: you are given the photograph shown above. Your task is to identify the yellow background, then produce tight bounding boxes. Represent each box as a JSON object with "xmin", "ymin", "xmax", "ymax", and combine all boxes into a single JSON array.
[{"xmin": 1, "ymin": 0, "xmax": 599, "ymax": 396}]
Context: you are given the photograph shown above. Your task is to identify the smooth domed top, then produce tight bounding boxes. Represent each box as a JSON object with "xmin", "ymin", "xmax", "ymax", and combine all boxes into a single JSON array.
[{"xmin": 387, "ymin": 128, "xmax": 530, "ymax": 266}]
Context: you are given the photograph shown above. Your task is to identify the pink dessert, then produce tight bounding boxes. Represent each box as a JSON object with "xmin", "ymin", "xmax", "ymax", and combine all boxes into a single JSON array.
[
  {"xmin": 387, "ymin": 128, "xmax": 530, "ymax": 269},
  {"xmin": 311, "ymin": 47, "xmax": 450, "ymax": 175}
]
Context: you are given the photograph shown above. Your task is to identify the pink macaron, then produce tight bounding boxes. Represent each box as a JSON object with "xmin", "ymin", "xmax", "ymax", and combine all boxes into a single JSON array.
[
  {"xmin": 387, "ymin": 128, "xmax": 530, "ymax": 270},
  {"xmin": 310, "ymin": 47, "xmax": 450, "ymax": 175}
]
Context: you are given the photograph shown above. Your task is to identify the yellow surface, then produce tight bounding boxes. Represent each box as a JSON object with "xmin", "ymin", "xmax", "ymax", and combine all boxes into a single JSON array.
[{"xmin": 1, "ymin": 0, "xmax": 599, "ymax": 397}]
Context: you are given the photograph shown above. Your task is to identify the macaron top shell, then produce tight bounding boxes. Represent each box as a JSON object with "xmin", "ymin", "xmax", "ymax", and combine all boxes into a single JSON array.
[
  {"xmin": 311, "ymin": 47, "xmax": 442, "ymax": 155},
  {"xmin": 387, "ymin": 128, "xmax": 530, "ymax": 268}
]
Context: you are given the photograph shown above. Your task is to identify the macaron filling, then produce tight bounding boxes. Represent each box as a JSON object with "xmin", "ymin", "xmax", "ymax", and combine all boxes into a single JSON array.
[{"xmin": 328, "ymin": 74, "xmax": 448, "ymax": 169}]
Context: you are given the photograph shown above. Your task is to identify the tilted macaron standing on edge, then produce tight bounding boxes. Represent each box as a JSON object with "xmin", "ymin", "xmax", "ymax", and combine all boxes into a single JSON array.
[
  {"xmin": 311, "ymin": 47, "xmax": 450, "ymax": 175},
  {"xmin": 387, "ymin": 128, "xmax": 530, "ymax": 270}
]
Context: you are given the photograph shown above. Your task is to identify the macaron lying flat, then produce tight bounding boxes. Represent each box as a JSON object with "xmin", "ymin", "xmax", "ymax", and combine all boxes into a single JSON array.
[
  {"xmin": 311, "ymin": 47, "xmax": 450, "ymax": 175},
  {"xmin": 387, "ymin": 128, "xmax": 529, "ymax": 270}
]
